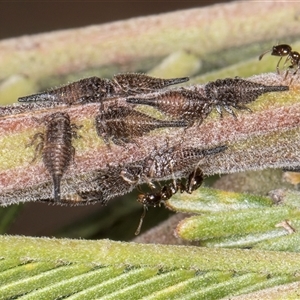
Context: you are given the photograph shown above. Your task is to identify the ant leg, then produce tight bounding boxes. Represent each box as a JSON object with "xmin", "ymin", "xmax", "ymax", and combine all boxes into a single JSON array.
[
  {"xmin": 27, "ymin": 133, "xmax": 44, "ymax": 163},
  {"xmin": 222, "ymin": 106, "xmax": 237, "ymax": 119},
  {"xmin": 276, "ymin": 56, "xmax": 283, "ymax": 74},
  {"xmin": 31, "ymin": 141, "xmax": 44, "ymax": 163},
  {"xmin": 135, "ymin": 205, "xmax": 147, "ymax": 235},
  {"xmin": 234, "ymin": 104, "xmax": 252, "ymax": 113},
  {"xmin": 26, "ymin": 132, "xmax": 44, "ymax": 148},
  {"xmin": 215, "ymin": 105, "xmax": 223, "ymax": 118}
]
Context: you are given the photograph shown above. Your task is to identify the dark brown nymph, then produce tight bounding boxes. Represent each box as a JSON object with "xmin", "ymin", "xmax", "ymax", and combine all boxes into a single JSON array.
[
  {"xmin": 126, "ymin": 89, "xmax": 214, "ymax": 126},
  {"xmin": 204, "ymin": 78, "xmax": 289, "ymax": 117},
  {"xmin": 28, "ymin": 112, "xmax": 79, "ymax": 201},
  {"xmin": 95, "ymin": 105, "xmax": 188, "ymax": 146}
]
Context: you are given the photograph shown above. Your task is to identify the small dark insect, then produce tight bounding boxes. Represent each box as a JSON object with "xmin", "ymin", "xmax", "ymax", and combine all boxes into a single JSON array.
[
  {"xmin": 127, "ymin": 89, "xmax": 214, "ymax": 126},
  {"xmin": 135, "ymin": 168, "xmax": 203, "ymax": 235},
  {"xmin": 204, "ymin": 78, "xmax": 289, "ymax": 117},
  {"xmin": 259, "ymin": 44, "xmax": 300, "ymax": 75},
  {"xmin": 95, "ymin": 105, "xmax": 188, "ymax": 146},
  {"xmin": 138, "ymin": 167, "xmax": 204, "ymax": 208},
  {"xmin": 18, "ymin": 74, "xmax": 189, "ymax": 105},
  {"xmin": 28, "ymin": 112, "xmax": 80, "ymax": 201},
  {"xmin": 18, "ymin": 77, "xmax": 114, "ymax": 105}
]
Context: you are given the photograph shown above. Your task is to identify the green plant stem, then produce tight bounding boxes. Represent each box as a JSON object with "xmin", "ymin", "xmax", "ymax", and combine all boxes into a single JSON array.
[{"xmin": 2, "ymin": 235, "xmax": 300, "ymax": 277}]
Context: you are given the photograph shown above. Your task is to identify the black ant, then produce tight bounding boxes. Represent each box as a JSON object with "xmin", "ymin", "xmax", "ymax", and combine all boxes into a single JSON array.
[
  {"xmin": 135, "ymin": 168, "xmax": 203, "ymax": 235},
  {"xmin": 259, "ymin": 44, "xmax": 300, "ymax": 77}
]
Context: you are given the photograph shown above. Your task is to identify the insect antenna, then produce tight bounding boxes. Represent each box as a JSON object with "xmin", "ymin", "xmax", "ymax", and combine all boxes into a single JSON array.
[{"xmin": 258, "ymin": 48, "xmax": 272, "ymax": 61}]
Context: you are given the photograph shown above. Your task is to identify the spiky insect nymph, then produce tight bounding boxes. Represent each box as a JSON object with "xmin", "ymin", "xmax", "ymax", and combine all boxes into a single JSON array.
[
  {"xmin": 205, "ymin": 78, "xmax": 289, "ymax": 117},
  {"xmin": 18, "ymin": 77, "xmax": 114, "ymax": 105},
  {"xmin": 29, "ymin": 112, "xmax": 79, "ymax": 201},
  {"xmin": 127, "ymin": 89, "xmax": 213, "ymax": 125},
  {"xmin": 142, "ymin": 144, "xmax": 227, "ymax": 180},
  {"xmin": 95, "ymin": 105, "xmax": 188, "ymax": 146},
  {"xmin": 111, "ymin": 73, "xmax": 189, "ymax": 95}
]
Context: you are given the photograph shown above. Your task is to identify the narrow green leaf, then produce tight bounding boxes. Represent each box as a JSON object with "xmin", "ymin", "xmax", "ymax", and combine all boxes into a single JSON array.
[
  {"xmin": 182, "ymin": 273, "xmax": 266, "ymax": 300},
  {"xmin": 18, "ymin": 266, "xmax": 125, "ymax": 300},
  {"xmin": 3, "ymin": 236, "xmax": 300, "ymax": 277},
  {"xmin": 227, "ymin": 281, "xmax": 300, "ymax": 300},
  {"xmin": 0, "ymin": 258, "xmax": 35, "ymax": 273},
  {"xmin": 236, "ymin": 275, "xmax": 297, "ymax": 298},
  {"xmin": 254, "ymin": 231, "xmax": 300, "ymax": 252},
  {"xmin": 176, "ymin": 207, "xmax": 300, "ymax": 241},
  {"xmin": 99, "ymin": 269, "xmax": 195, "ymax": 300},
  {"xmin": 0, "ymin": 264, "xmax": 93, "ymax": 299},
  {"xmin": 59, "ymin": 266, "xmax": 125, "ymax": 300},
  {"xmin": 0, "ymin": 261, "xmax": 58, "ymax": 287},
  {"xmin": 143, "ymin": 271, "xmax": 233, "ymax": 300},
  {"xmin": 64, "ymin": 267, "xmax": 159, "ymax": 299},
  {"xmin": 202, "ymin": 230, "xmax": 289, "ymax": 249},
  {"xmin": 166, "ymin": 187, "xmax": 273, "ymax": 213}
]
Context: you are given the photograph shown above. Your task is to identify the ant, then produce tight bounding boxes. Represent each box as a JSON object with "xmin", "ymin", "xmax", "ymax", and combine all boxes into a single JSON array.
[
  {"xmin": 135, "ymin": 168, "xmax": 203, "ymax": 235},
  {"xmin": 259, "ymin": 44, "xmax": 300, "ymax": 77}
]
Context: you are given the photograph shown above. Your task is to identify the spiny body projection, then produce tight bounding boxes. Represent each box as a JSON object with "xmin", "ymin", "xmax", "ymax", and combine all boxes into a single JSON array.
[
  {"xmin": 95, "ymin": 106, "xmax": 188, "ymax": 146},
  {"xmin": 126, "ymin": 89, "xmax": 214, "ymax": 126},
  {"xmin": 18, "ymin": 74, "xmax": 189, "ymax": 105},
  {"xmin": 204, "ymin": 78, "xmax": 289, "ymax": 117},
  {"xmin": 29, "ymin": 112, "xmax": 79, "ymax": 201}
]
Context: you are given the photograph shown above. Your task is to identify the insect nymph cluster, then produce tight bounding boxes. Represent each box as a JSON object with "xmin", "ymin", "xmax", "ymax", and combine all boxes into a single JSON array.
[{"xmin": 0, "ymin": 54, "xmax": 291, "ymax": 233}]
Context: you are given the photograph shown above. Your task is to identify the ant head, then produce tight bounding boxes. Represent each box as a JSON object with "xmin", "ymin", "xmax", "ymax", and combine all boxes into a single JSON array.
[
  {"xmin": 137, "ymin": 193, "xmax": 148, "ymax": 205},
  {"xmin": 271, "ymin": 44, "xmax": 292, "ymax": 56},
  {"xmin": 137, "ymin": 193, "xmax": 159, "ymax": 206},
  {"xmin": 259, "ymin": 44, "xmax": 292, "ymax": 60}
]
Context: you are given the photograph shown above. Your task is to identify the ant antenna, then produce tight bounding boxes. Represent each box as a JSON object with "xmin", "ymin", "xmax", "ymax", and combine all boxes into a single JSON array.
[
  {"xmin": 135, "ymin": 205, "xmax": 147, "ymax": 235},
  {"xmin": 258, "ymin": 48, "xmax": 272, "ymax": 61}
]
